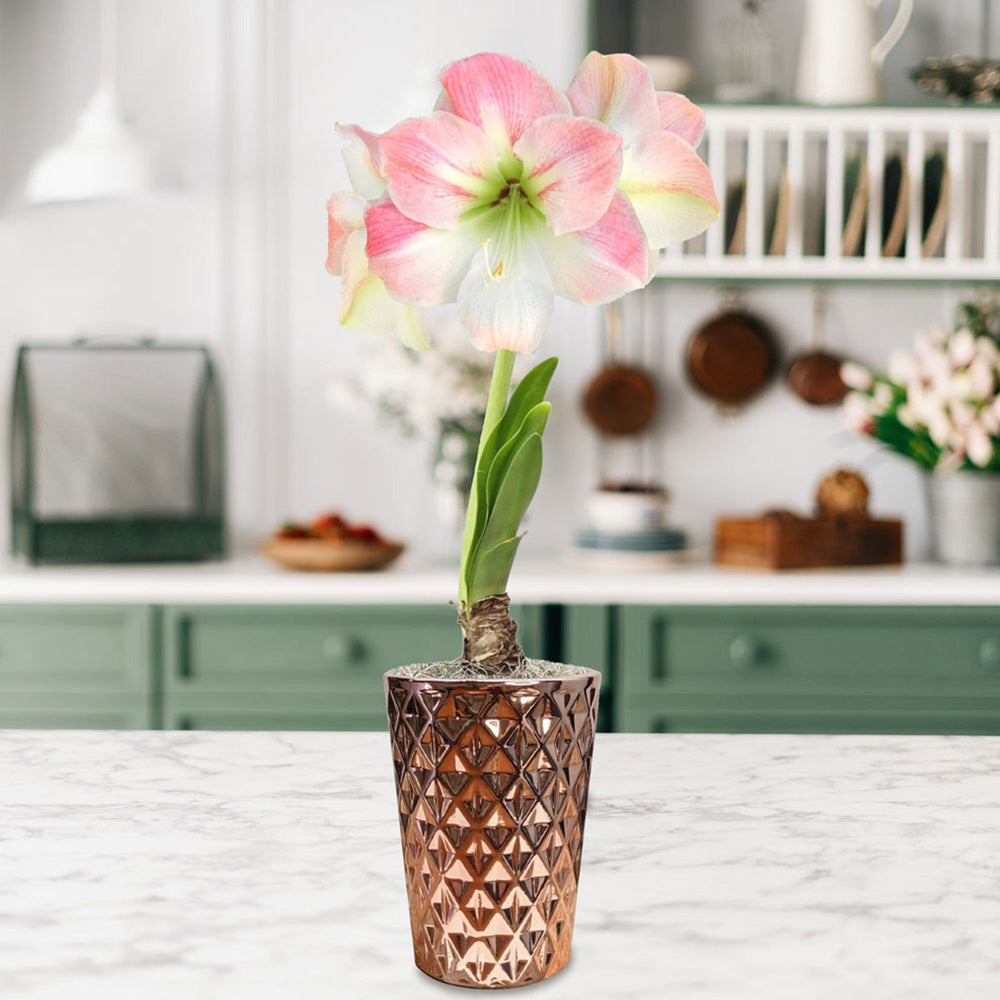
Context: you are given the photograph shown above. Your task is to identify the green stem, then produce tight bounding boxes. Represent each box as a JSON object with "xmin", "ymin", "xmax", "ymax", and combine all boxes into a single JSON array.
[{"xmin": 459, "ymin": 348, "xmax": 516, "ymax": 608}]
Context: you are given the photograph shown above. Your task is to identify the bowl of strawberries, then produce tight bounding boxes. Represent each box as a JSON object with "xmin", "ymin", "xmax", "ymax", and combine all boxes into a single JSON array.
[{"xmin": 261, "ymin": 512, "xmax": 404, "ymax": 571}]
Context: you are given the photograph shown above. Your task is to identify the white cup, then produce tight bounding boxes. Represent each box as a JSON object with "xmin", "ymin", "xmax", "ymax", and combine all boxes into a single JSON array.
[
  {"xmin": 636, "ymin": 55, "xmax": 693, "ymax": 93},
  {"xmin": 586, "ymin": 488, "xmax": 669, "ymax": 533}
]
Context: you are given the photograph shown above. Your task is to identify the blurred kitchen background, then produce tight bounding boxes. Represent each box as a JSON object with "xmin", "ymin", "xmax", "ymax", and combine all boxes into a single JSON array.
[{"xmin": 2, "ymin": 0, "xmax": 996, "ymax": 562}]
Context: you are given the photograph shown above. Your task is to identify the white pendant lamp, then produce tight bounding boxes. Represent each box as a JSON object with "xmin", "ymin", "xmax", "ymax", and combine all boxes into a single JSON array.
[{"xmin": 24, "ymin": 0, "xmax": 158, "ymax": 205}]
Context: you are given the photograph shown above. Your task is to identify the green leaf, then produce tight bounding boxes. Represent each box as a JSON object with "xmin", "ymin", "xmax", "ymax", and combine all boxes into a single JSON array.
[
  {"xmin": 466, "ymin": 432, "xmax": 543, "ymax": 604},
  {"xmin": 468, "ymin": 536, "xmax": 523, "ymax": 606},
  {"xmin": 477, "ymin": 432, "xmax": 543, "ymax": 559},
  {"xmin": 461, "ymin": 357, "xmax": 557, "ymax": 604},
  {"xmin": 471, "ymin": 357, "xmax": 557, "ymax": 527},
  {"xmin": 485, "ymin": 402, "xmax": 550, "ymax": 506},
  {"xmin": 491, "ymin": 357, "xmax": 558, "ymax": 451}
]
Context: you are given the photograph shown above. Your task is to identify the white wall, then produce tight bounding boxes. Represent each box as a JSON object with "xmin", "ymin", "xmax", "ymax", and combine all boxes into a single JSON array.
[{"xmin": 0, "ymin": 0, "xmax": 988, "ymax": 564}]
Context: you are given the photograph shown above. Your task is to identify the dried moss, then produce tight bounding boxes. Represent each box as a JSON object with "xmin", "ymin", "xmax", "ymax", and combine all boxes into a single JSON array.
[{"xmin": 391, "ymin": 658, "xmax": 586, "ymax": 681}]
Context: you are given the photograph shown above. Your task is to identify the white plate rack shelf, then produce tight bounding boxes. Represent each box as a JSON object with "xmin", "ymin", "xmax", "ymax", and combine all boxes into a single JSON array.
[{"xmin": 659, "ymin": 104, "xmax": 1000, "ymax": 283}]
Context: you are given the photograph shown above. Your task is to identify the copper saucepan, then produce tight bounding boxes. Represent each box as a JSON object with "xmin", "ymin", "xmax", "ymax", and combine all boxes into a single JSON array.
[
  {"xmin": 686, "ymin": 306, "xmax": 777, "ymax": 410},
  {"xmin": 785, "ymin": 289, "xmax": 848, "ymax": 407},
  {"xmin": 582, "ymin": 301, "xmax": 659, "ymax": 436}
]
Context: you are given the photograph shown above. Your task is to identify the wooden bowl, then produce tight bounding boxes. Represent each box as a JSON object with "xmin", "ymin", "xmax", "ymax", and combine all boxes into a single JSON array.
[{"xmin": 260, "ymin": 537, "xmax": 405, "ymax": 572}]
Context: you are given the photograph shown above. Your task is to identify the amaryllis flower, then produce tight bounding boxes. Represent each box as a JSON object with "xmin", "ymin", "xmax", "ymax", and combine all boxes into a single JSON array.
[
  {"xmin": 328, "ymin": 52, "xmax": 718, "ymax": 354},
  {"xmin": 566, "ymin": 52, "xmax": 718, "ymax": 251},
  {"xmin": 326, "ymin": 127, "xmax": 429, "ymax": 349}
]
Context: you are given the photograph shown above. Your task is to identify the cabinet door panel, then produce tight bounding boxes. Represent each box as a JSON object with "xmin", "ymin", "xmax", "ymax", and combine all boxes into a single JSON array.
[
  {"xmin": 163, "ymin": 603, "xmax": 546, "ymax": 693},
  {"xmin": 623, "ymin": 606, "xmax": 1000, "ymax": 697},
  {"xmin": 0, "ymin": 692, "xmax": 150, "ymax": 729},
  {"xmin": 164, "ymin": 605, "xmax": 460, "ymax": 691},
  {"xmin": 0, "ymin": 606, "xmax": 152, "ymax": 692}
]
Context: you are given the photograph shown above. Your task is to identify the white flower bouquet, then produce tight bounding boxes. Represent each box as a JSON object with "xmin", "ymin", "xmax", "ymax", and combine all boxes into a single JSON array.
[
  {"xmin": 841, "ymin": 301, "xmax": 1000, "ymax": 473},
  {"xmin": 329, "ymin": 319, "xmax": 495, "ymax": 439}
]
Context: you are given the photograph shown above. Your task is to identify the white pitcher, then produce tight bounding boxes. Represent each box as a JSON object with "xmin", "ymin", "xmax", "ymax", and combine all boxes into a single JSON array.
[{"xmin": 796, "ymin": 0, "xmax": 914, "ymax": 104}]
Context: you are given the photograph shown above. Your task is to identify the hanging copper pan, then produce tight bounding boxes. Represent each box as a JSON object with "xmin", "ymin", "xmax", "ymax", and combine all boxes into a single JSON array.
[
  {"xmin": 785, "ymin": 288, "xmax": 848, "ymax": 407},
  {"xmin": 686, "ymin": 308, "xmax": 777, "ymax": 409},
  {"xmin": 582, "ymin": 301, "xmax": 658, "ymax": 436}
]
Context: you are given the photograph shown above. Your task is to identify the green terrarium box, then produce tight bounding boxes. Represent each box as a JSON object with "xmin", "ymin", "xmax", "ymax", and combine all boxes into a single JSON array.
[{"xmin": 10, "ymin": 340, "xmax": 225, "ymax": 564}]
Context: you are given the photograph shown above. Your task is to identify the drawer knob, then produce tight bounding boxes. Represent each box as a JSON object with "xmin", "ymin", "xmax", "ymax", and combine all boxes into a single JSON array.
[
  {"xmin": 729, "ymin": 634, "xmax": 762, "ymax": 668},
  {"xmin": 978, "ymin": 638, "xmax": 1000, "ymax": 669},
  {"xmin": 322, "ymin": 634, "xmax": 363, "ymax": 663}
]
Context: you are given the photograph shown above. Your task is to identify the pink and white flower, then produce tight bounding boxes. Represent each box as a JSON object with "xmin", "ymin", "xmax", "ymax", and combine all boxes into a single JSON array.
[
  {"xmin": 839, "ymin": 361, "xmax": 873, "ymax": 392},
  {"xmin": 327, "ymin": 127, "xmax": 429, "ymax": 349},
  {"xmin": 967, "ymin": 421, "xmax": 994, "ymax": 467},
  {"xmin": 327, "ymin": 52, "xmax": 718, "ymax": 354},
  {"xmin": 887, "ymin": 350, "xmax": 918, "ymax": 386},
  {"xmin": 948, "ymin": 327, "xmax": 976, "ymax": 367},
  {"xmin": 843, "ymin": 392, "xmax": 875, "ymax": 433}
]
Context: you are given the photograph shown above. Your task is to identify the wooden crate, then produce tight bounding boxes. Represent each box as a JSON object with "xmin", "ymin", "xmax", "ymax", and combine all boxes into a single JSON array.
[{"xmin": 715, "ymin": 514, "xmax": 903, "ymax": 570}]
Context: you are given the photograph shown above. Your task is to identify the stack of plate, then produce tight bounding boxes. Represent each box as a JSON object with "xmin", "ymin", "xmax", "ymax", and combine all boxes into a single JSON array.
[
  {"xmin": 840, "ymin": 151, "xmax": 950, "ymax": 258},
  {"xmin": 570, "ymin": 487, "xmax": 690, "ymax": 569}
]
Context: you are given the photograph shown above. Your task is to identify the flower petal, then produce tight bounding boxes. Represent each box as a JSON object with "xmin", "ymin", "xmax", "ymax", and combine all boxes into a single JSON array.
[
  {"xmin": 340, "ymin": 230, "xmax": 428, "ymax": 349},
  {"xmin": 337, "ymin": 124, "xmax": 385, "ymax": 201},
  {"xmin": 365, "ymin": 198, "xmax": 484, "ymax": 306},
  {"xmin": 457, "ymin": 237, "xmax": 553, "ymax": 354},
  {"xmin": 514, "ymin": 114, "xmax": 622, "ymax": 236},
  {"xmin": 620, "ymin": 131, "xmax": 719, "ymax": 249},
  {"xmin": 535, "ymin": 191, "xmax": 650, "ymax": 305},
  {"xmin": 439, "ymin": 53, "xmax": 569, "ymax": 165},
  {"xmin": 379, "ymin": 112, "xmax": 502, "ymax": 229},
  {"xmin": 566, "ymin": 51, "xmax": 660, "ymax": 147},
  {"xmin": 326, "ymin": 191, "xmax": 366, "ymax": 275},
  {"xmin": 656, "ymin": 92, "xmax": 705, "ymax": 147}
]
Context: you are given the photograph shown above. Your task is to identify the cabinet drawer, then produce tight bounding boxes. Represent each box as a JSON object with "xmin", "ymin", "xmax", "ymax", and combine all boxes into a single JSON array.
[
  {"xmin": 622, "ymin": 606, "xmax": 1000, "ymax": 698},
  {"xmin": 164, "ymin": 697, "xmax": 387, "ymax": 732},
  {"xmin": 164, "ymin": 605, "xmax": 459, "ymax": 690},
  {"xmin": 620, "ymin": 704, "xmax": 1000, "ymax": 735},
  {"xmin": 0, "ymin": 691, "xmax": 151, "ymax": 728},
  {"xmin": 163, "ymin": 604, "xmax": 545, "ymax": 692},
  {"xmin": 0, "ymin": 606, "xmax": 152, "ymax": 693}
]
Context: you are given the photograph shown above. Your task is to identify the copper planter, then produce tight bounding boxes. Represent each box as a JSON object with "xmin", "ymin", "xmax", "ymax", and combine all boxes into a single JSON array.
[{"xmin": 385, "ymin": 668, "xmax": 600, "ymax": 989}]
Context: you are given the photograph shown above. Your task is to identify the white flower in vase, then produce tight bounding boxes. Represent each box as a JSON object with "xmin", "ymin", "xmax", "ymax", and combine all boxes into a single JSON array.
[
  {"xmin": 927, "ymin": 406, "xmax": 954, "ymax": 448},
  {"xmin": 843, "ymin": 391, "xmax": 875, "ymax": 432},
  {"xmin": 948, "ymin": 327, "xmax": 977, "ymax": 368},
  {"xmin": 840, "ymin": 361, "xmax": 873, "ymax": 391},
  {"xmin": 872, "ymin": 382, "xmax": 895, "ymax": 414},
  {"xmin": 968, "ymin": 356, "xmax": 996, "ymax": 400},
  {"xmin": 949, "ymin": 398, "xmax": 977, "ymax": 430},
  {"xmin": 887, "ymin": 350, "xmax": 919, "ymax": 386},
  {"xmin": 967, "ymin": 421, "xmax": 995, "ymax": 468}
]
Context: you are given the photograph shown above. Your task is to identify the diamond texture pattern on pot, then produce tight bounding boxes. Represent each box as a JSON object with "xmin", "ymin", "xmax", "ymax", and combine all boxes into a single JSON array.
[{"xmin": 385, "ymin": 670, "xmax": 599, "ymax": 989}]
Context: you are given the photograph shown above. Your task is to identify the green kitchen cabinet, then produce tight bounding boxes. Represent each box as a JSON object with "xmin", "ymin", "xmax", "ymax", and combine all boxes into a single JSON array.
[
  {"xmin": 160, "ymin": 603, "xmax": 547, "ymax": 731},
  {"xmin": 613, "ymin": 605, "xmax": 1000, "ymax": 734},
  {"xmin": 0, "ymin": 605, "xmax": 154, "ymax": 728},
  {"xmin": 561, "ymin": 604, "xmax": 614, "ymax": 731}
]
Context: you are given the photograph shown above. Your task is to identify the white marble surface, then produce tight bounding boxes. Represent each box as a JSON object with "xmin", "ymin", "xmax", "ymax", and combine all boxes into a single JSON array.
[
  {"xmin": 1, "ymin": 555, "xmax": 1000, "ymax": 605},
  {"xmin": 2, "ymin": 731, "xmax": 999, "ymax": 999}
]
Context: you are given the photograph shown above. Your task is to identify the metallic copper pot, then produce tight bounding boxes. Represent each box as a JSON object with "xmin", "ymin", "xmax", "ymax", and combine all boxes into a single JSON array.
[{"xmin": 384, "ymin": 668, "xmax": 601, "ymax": 989}]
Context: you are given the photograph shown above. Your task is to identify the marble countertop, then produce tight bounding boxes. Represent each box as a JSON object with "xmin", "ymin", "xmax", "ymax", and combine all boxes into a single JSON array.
[
  {"xmin": 2, "ymin": 731, "xmax": 999, "ymax": 999},
  {"xmin": 1, "ymin": 555, "xmax": 1000, "ymax": 605}
]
